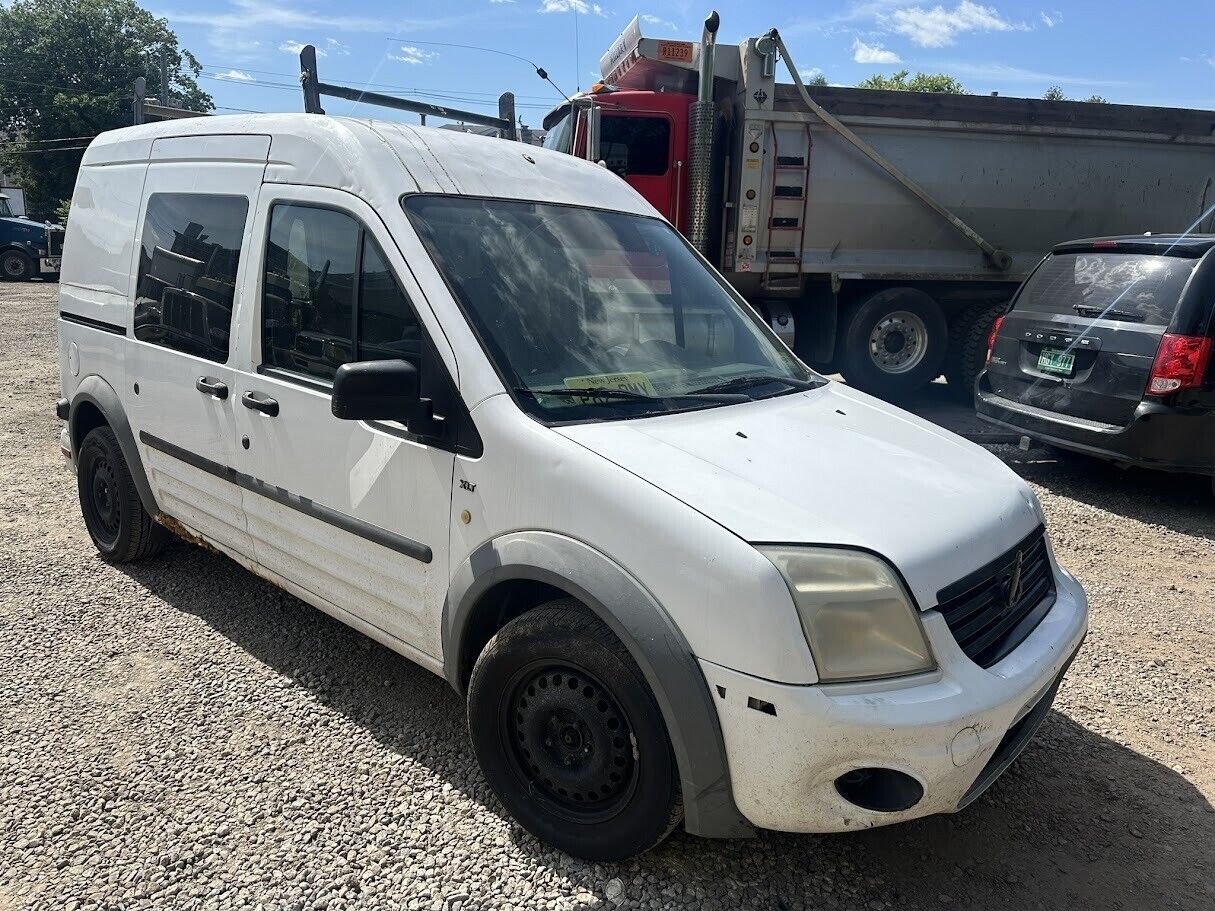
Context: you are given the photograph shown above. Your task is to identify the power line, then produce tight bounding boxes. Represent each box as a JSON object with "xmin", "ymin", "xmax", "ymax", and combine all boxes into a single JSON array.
[{"xmin": 382, "ymin": 39, "xmax": 569, "ymax": 101}]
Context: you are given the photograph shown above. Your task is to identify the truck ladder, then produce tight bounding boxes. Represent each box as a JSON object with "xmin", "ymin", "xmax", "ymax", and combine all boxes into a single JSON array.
[{"xmin": 762, "ymin": 121, "xmax": 812, "ymax": 289}]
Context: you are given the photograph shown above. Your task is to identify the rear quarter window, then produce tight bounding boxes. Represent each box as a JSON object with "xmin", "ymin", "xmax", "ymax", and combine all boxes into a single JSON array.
[{"xmin": 1014, "ymin": 252, "xmax": 1196, "ymax": 327}]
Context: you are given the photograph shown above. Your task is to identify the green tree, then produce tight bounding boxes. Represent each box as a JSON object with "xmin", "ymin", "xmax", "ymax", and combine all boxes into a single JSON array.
[
  {"xmin": 808, "ymin": 73, "xmax": 829, "ymax": 87},
  {"xmin": 1043, "ymin": 85, "xmax": 1068, "ymax": 100},
  {"xmin": 1083, "ymin": 95, "xmax": 1109, "ymax": 104},
  {"xmin": 0, "ymin": 0, "xmax": 212, "ymax": 219},
  {"xmin": 857, "ymin": 70, "xmax": 967, "ymax": 94}
]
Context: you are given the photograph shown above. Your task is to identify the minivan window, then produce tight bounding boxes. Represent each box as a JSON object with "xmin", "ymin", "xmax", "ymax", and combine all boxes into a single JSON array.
[
  {"xmin": 600, "ymin": 116, "xmax": 670, "ymax": 177},
  {"xmin": 262, "ymin": 204, "xmax": 421, "ymax": 380},
  {"xmin": 1014, "ymin": 252, "xmax": 1197, "ymax": 326},
  {"xmin": 134, "ymin": 193, "xmax": 249, "ymax": 363},
  {"xmin": 405, "ymin": 196, "xmax": 815, "ymax": 423}
]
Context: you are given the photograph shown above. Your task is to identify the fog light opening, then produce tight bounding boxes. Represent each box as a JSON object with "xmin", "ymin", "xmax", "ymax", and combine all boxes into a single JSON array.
[{"xmin": 834, "ymin": 767, "xmax": 924, "ymax": 812}]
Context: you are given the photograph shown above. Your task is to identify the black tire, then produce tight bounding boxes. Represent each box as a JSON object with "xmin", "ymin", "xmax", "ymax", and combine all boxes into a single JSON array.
[
  {"xmin": 838, "ymin": 288, "xmax": 948, "ymax": 399},
  {"xmin": 944, "ymin": 302, "xmax": 1007, "ymax": 403},
  {"xmin": 467, "ymin": 601, "xmax": 683, "ymax": 860},
  {"xmin": 76, "ymin": 426, "xmax": 168, "ymax": 563},
  {"xmin": 1, "ymin": 249, "xmax": 33, "ymax": 281}
]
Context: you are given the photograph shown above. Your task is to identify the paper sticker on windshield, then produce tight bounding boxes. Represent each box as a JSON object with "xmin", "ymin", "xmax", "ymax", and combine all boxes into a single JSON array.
[{"xmin": 564, "ymin": 372, "xmax": 656, "ymax": 399}]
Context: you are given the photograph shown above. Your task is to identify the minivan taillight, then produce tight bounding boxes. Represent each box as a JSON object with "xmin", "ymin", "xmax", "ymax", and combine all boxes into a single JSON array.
[
  {"xmin": 1146, "ymin": 334, "xmax": 1212, "ymax": 395},
  {"xmin": 985, "ymin": 315, "xmax": 1005, "ymax": 364}
]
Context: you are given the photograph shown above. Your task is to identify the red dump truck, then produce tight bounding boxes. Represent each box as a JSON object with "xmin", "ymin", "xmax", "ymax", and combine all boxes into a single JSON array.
[{"xmin": 538, "ymin": 13, "xmax": 1215, "ymax": 398}]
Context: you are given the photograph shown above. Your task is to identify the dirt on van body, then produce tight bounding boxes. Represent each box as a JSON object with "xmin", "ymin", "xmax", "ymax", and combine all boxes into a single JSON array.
[{"xmin": 1, "ymin": 282, "xmax": 1212, "ymax": 911}]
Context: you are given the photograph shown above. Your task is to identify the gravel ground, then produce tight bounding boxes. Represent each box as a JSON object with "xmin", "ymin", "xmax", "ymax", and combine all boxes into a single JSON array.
[{"xmin": 2, "ymin": 282, "xmax": 1213, "ymax": 911}]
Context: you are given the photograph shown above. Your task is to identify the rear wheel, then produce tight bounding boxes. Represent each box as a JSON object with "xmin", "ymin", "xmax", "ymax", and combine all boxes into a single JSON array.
[
  {"xmin": 944, "ymin": 302, "xmax": 1007, "ymax": 403},
  {"xmin": 1, "ymin": 249, "xmax": 33, "ymax": 281},
  {"xmin": 467, "ymin": 602, "xmax": 682, "ymax": 860},
  {"xmin": 839, "ymin": 288, "xmax": 948, "ymax": 399},
  {"xmin": 76, "ymin": 426, "xmax": 168, "ymax": 563}
]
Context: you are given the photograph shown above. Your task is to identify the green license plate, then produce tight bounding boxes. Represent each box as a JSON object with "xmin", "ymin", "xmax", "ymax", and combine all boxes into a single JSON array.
[{"xmin": 1037, "ymin": 347, "xmax": 1075, "ymax": 376}]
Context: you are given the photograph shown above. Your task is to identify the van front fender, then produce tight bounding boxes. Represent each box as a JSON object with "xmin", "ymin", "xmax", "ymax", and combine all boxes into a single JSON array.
[{"xmin": 444, "ymin": 531, "xmax": 754, "ymax": 839}]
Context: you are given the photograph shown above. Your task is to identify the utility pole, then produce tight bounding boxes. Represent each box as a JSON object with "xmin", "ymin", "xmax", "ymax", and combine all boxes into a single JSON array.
[
  {"xmin": 133, "ymin": 76, "xmax": 146, "ymax": 125},
  {"xmin": 159, "ymin": 52, "xmax": 170, "ymax": 106}
]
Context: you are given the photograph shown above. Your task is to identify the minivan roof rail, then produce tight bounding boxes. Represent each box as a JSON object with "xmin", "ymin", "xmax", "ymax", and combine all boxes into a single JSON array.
[{"xmin": 298, "ymin": 45, "xmax": 518, "ymax": 141}]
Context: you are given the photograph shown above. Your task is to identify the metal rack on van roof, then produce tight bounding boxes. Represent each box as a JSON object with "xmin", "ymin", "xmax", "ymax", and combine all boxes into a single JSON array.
[{"xmin": 298, "ymin": 45, "xmax": 518, "ymax": 141}]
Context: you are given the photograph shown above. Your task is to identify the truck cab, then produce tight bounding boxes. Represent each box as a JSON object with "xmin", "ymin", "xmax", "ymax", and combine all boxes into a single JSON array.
[{"xmin": 0, "ymin": 192, "xmax": 64, "ymax": 281}]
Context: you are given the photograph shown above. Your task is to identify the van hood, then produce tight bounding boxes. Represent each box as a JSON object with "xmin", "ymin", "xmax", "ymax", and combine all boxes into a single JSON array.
[{"xmin": 556, "ymin": 382, "xmax": 1043, "ymax": 610}]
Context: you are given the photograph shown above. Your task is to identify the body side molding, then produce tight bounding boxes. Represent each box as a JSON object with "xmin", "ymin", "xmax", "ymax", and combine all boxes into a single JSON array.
[{"xmin": 443, "ymin": 531, "xmax": 754, "ymax": 839}]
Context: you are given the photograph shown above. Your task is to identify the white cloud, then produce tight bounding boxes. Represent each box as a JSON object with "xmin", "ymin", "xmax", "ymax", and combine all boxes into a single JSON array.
[
  {"xmin": 215, "ymin": 69, "xmax": 254, "ymax": 80},
  {"xmin": 883, "ymin": 1, "xmax": 1025, "ymax": 48},
  {"xmin": 390, "ymin": 45, "xmax": 439, "ymax": 65},
  {"xmin": 640, "ymin": 13, "xmax": 677, "ymax": 31},
  {"xmin": 538, "ymin": 0, "xmax": 606, "ymax": 17},
  {"xmin": 325, "ymin": 38, "xmax": 351, "ymax": 55},
  {"xmin": 162, "ymin": 0, "xmax": 475, "ymax": 33},
  {"xmin": 799, "ymin": 66, "xmax": 825, "ymax": 80},
  {"xmin": 279, "ymin": 40, "xmax": 322, "ymax": 56},
  {"xmin": 490, "ymin": 0, "xmax": 516, "ymax": 3},
  {"xmin": 852, "ymin": 37, "xmax": 901, "ymax": 64},
  {"xmin": 1039, "ymin": 10, "xmax": 1059, "ymax": 27},
  {"xmin": 940, "ymin": 61, "xmax": 1127, "ymax": 88}
]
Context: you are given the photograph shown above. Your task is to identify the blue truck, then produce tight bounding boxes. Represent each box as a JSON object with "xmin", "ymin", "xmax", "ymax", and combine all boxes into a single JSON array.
[{"xmin": 0, "ymin": 192, "xmax": 63, "ymax": 281}]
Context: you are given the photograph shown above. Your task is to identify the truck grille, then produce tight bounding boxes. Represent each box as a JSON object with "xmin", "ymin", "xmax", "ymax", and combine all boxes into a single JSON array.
[
  {"xmin": 48, "ymin": 230, "xmax": 64, "ymax": 256},
  {"xmin": 935, "ymin": 528, "xmax": 1055, "ymax": 669}
]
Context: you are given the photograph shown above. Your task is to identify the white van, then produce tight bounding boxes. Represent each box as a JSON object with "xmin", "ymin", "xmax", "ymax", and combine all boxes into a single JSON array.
[{"xmin": 56, "ymin": 115, "xmax": 1088, "ymax": 860}]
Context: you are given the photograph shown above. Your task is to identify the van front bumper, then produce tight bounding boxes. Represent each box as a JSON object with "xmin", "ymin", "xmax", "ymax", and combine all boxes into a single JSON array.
[{"xmin": 699, "ymin": 567, "xmax": 1088, "ymax": 833}]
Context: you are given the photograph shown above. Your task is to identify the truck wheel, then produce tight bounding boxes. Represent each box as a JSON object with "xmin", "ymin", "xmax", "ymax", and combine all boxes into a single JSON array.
[
  {"xmin": 944, "ymin": 303, "xmax": 1007, "ymax": 403},
  {"xmin": 1, "ymin": 249, "xmax": 33, "ymax": 281},
  {"xmin": 76, "ymin": 426, "xmax": 169, "ymax": 563},
  {"xmin": 467, "ymin": 602, "xmax": 683, "ymax": 860},
  {"xmin": 838, "ymin": 289, "xmax": 947, "ymax": 399}
]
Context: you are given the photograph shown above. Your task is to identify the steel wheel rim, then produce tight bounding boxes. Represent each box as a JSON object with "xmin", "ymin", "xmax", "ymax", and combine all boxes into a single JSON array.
[
  {"xmin": 88, "ymin": 455, "xmax": 121, "ymax": 544},
  {"xmin": 2, "ymin": 255, "xmax": 24, "ymax": 278},
  {"xmin": 868, "ymin": 309, "xmax": 929, "ymax": 374},
  {"xmin": 502, "ymin": 662, "xmax": 638, "ymax": 824}
]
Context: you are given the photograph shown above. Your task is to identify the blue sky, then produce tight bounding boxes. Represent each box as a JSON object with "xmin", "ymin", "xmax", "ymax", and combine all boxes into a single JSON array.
[{"xmin": 157, "ymin": 0, "xmax": 1215, "ymax": 128}]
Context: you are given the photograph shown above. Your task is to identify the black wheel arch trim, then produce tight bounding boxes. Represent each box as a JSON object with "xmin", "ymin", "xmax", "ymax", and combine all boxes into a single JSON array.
[
  {"xmin": 68, "ymin": 376, "xmax": 160, "ymax": 519},
  {"xmin": 443, "ymin": 531, "xmax": 755, "ymax": 839}
]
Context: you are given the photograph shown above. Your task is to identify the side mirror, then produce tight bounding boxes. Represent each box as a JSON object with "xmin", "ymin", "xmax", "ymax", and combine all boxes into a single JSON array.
[{"xmin": 331, "ymin": 359, "xmax": 434, "ymax": 429}]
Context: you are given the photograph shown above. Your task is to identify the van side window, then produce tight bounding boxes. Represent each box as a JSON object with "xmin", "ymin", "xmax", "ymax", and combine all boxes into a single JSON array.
[
  {"xmin": 261, "ymin": 204, "xmax": 421, "ymax": 381},
  {"xmin": 600, "ymin": 116, "xmax": 671, "ymax": 177},
  {"xmin": 133, "ymin": 193, "xmax": 249, "ymax": 363}
]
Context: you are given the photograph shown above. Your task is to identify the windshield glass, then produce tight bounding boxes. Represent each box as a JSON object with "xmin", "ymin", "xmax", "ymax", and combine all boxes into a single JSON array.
[
  {"xmin": 0, "ymin": 198, "xmax": 13, "ymax": 219},
  {"xmin": 404, "ymin": 196, "xmax": 817, "ymax": 423},
  {"xmin": 1014, "ymin": 251, "xmax": 1196, "ymax": 327},
  {"xmin": 542, "ymin": 107, "xmax": 573, "ymax": 153}
]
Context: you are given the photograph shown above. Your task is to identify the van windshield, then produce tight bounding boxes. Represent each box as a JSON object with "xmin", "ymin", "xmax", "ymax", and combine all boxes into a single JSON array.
[
  {"xmin": 1013, "ymin": 251, "xmax": 1197, "ymax": 327},
  {"xmin": 404, "ymin": 196, "xmax": 818, "ymax": 423}
]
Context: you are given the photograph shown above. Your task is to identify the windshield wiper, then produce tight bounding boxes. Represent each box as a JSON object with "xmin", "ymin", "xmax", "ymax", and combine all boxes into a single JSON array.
[
  {"xmin": 688, "ymin": 374, "xmax": 819, "ymax": 396},
  {"xmin": 516, "ymin": 386, "xmax": 749, "ymax": 404},
  {"xmin": 1072, "ymin": 304, "xmax": 1144, "ymax": 322}
]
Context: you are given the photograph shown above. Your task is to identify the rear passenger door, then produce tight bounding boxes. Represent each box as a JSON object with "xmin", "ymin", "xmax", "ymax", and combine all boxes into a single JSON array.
[
  {"xmin": 127, "ymin": 135, "xmax": 268, "ymax": 559},
  {"xmin": 229, "ymin": 187, "xmax": 459, "ymax": 661}
]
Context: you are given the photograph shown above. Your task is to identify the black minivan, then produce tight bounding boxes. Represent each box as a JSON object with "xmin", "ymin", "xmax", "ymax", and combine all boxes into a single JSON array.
[{"xmin": 976, "ymin": 234, "xmax": 1215, "ymax": 491}]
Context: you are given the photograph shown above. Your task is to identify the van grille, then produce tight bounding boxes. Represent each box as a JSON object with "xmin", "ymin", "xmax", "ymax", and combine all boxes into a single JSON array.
[{"xmin": 935, "ymin": 528, "xmax": 1055, "ymax": 669}]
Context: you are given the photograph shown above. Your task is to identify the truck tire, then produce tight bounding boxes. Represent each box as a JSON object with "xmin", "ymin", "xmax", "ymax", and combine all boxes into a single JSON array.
[
  {"xmin": 77, "ymin": 425, "xmax": 169, "ymax": 563},
  {"xmin": 1, "ymin": 249, "xmax": 33, "ymax": 281},
  {"xmin": 838, "ymin": 288, "xmax": 947, "ymax": 399},
  {"xmin": 943, "ymin": 302, "xmax": 1007, "ymax": 403},
  {"xmin": 467, "ymin": 601, "xmax": 683, "ymax": 860}
]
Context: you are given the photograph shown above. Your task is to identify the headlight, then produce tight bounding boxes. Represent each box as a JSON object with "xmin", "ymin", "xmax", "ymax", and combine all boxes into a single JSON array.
[{"xmin": 758, "ymin": 546, "xmax": 935, "ymax": 682}]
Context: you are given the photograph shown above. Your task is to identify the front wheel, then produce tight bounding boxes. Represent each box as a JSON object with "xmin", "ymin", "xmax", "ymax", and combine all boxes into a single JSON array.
[
  {"xmin": 467, "ymin": 602, "xmax": 682, "ymax": 860},
  {"xmin": 76, "ymin": 426, "xmax": 168, "ymax": 563},
  {"xmin": 1, "ymin": 249, "xmax": 33, "ymax": 281},
  {"xmin": 838, "ymin": 289, "xmax": 948, "ymax": 399}
]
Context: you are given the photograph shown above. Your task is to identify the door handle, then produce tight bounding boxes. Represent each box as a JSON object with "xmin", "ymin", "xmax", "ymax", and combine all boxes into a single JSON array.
[
  {"xmin": 241, "ymin": 390, "xmax": 279, "ymax": 417},
  {"xmin": 195, "ymin": 377, "xmax": 229, "ymax": 400}
]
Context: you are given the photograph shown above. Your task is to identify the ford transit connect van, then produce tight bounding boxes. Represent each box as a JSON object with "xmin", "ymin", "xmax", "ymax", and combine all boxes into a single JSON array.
[{"xmin": 56, "ymin": 116, "xmax": 1088, "ymax": 860}]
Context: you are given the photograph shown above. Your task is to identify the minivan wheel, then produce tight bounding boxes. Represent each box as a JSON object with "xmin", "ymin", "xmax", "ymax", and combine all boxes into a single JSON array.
[
  {"xmin": 1, "ymin": 249, "xmax": 33, "ymax": 281},
  {"xmin": 467, "ymin": 602, "xmax": 682, "ymax": 860},
  {"xmin": 76, "ymin": 426, "xmax": 168, "ymax": 563},
  {"xmin": 839, "ymin": 289, "xmax": 948, "ymax": 399}
]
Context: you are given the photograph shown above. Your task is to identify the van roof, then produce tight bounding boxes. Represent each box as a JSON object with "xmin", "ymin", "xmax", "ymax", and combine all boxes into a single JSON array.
[
  {"xmin": 1052, "ymin": 234, "xmax": 1215, "ymax": 257},
  {"xmin": 82, "ymin": 113, "xmax": 654, "ymax": 218}
]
